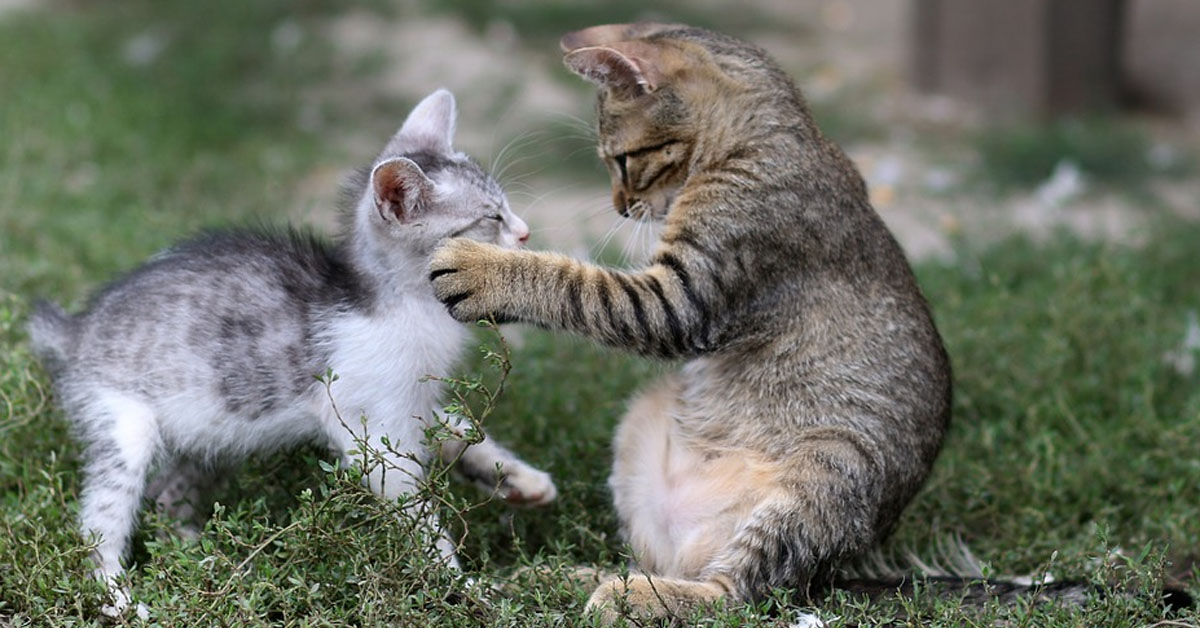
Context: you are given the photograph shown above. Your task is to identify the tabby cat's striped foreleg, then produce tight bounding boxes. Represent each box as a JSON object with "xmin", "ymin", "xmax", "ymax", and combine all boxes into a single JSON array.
[{"xmin": 429, "ymin": 238, "xmax": 723, "ymax": 358}]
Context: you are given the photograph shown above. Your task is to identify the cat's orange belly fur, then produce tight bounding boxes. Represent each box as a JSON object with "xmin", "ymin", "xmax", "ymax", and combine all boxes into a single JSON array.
[{"xmin": 609, "ymin": 377, "xmax": 783, "ymax": 579}]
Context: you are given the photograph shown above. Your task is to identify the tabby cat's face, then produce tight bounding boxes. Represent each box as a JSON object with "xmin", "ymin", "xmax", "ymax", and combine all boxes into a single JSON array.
[
  {"xmin": 560, "ymin": 30, "xmax": 719, "ymax": 223},
  {"xmin": 563, "ymin": 26, "xmax": 746, "ymax": 223},
  {"xmin": 596, "ymin": 97, "xmax": 693, "ymax": 221}
]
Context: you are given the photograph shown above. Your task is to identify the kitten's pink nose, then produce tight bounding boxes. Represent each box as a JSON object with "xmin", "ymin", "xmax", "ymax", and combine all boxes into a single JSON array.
[{"xmin": 511, "ymin": 214, "xmax": 530, "ymax": 246}]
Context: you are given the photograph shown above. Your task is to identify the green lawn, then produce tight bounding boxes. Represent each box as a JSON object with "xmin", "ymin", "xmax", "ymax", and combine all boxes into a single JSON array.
[{"xmin": 2, "ymin": 2, "xmax": 1198, "ymax": 626}]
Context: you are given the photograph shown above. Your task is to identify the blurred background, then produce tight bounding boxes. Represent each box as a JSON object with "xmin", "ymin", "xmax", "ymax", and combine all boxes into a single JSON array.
[
  {"xmin": 1, "ymin": 0, "xmax": 1196, "ymax": 298},
  {"xmin": 2, "ymin": 3, "xmax": 1199, "ymax": 623}
]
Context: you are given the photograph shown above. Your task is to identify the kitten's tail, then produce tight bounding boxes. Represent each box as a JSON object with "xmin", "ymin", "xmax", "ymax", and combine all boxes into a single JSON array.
[{"xmin": 28, "ymin": 300, "xmax": 74, "ymax": 373}]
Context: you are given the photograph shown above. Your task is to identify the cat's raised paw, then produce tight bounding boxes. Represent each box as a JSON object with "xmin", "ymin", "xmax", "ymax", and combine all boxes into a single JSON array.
[{"xmin": 429, "ymin": 238, "xmax": 513, "ymax": 323}]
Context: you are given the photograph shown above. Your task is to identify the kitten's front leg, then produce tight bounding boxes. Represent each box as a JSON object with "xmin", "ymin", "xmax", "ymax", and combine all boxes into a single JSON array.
[{"xmin": 440, "ymin": 435, "xmax": 557, "ymax": 507}]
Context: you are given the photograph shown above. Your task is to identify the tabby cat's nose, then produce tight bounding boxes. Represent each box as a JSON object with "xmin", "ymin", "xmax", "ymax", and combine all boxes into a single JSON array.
[{"xmin": 614, "ymin": 190, "xmax": 630, "ymax": 217}]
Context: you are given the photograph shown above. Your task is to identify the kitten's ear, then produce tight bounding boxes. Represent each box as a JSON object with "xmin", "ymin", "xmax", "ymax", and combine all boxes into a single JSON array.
[
  {"xmin": 370, "ymin": 158, "xmax": 433, "ymax": 224},
  {"xmin": 384, "ymin": 89, "xmax": 457, "ymax": 156},
  {"xmin": 563, "ymin": 43, "xmax": 663, "ymax": 95}
]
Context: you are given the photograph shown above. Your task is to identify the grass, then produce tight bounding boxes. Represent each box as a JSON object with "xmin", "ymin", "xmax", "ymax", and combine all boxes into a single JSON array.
[
  {"xmin": 2, "ymin": 2, "xmax": 1199, "ymax": 626},
  {"xmin": 7, "ymin": 225, "xmax": 1200, "ymax": 626},
  {"xmin": 0, "ymin": 0, "xmax": 341, "ymax": 300},
  {"xmin": 972, "ymin": 116, "xmax": 1194, "ymax": 193}
]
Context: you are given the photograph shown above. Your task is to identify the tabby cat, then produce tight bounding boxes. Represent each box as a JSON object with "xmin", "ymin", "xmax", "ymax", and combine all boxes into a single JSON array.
[{"xmin": 430, "ymin": 24, "xmax": 951, "ymax": 621}]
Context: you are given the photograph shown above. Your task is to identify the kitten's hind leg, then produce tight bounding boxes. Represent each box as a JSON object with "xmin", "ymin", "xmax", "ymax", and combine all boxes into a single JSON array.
[
  {"xmin": 146, "ymin": 457, "xmax": 213, "ymax": 540},
  {"xmin": 72, "ymin": 389, "xmax": 159, "ymax": 618},
  {"xmin": 442, "ymin": 433, "xmax": 557, "ymax": 507}
]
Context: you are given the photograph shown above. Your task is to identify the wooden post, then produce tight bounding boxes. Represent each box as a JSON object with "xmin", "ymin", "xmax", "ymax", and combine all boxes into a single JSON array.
[{"xmin": 911, "ymin": 0, "xmax": 1126, "ymax": 116}]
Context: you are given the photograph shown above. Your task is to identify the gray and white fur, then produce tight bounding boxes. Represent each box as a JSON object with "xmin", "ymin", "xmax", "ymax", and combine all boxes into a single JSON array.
[{"xmin": 28, "ymin": 89, "xmax": 556, "ymax": 617}]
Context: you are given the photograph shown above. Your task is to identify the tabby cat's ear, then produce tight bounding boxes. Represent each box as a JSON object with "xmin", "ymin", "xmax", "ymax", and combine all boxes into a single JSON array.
[
  {"xmin": 563, "ymin": 43, "xmax": 663, "ymax": 95},
  {"xmin": 559, "ymin": 22, "xmax": 680, "ymax": 51},
  {"xmin": 385, "ymin": 89, "xmax": 457, "ymax": 156},
  {"xmin": 370, "ymin": 157, "xmax": 433, "ymax": 224}
]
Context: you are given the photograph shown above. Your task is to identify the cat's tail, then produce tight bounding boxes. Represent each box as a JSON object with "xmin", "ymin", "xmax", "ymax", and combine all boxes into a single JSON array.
[
  {"xmin": 835, "ymin": 537, "xmax": 1194, "ymax": 613},
  {"xmin": 27, "ymin": 299, "xmax": 75, "ymax": 374},
  {"xmin": 834, "ymin": 575, "xmax": 1194, "ymax": 612}
]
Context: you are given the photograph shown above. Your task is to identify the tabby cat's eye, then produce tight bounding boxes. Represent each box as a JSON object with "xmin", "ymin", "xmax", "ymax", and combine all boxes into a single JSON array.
[
  {"xmin": 615, "ymin": 154, "xmax": 628, "ymax": 183},
  {"xmin": 626, "ymin": 140, "xmax": 677, "ymax": 158}
]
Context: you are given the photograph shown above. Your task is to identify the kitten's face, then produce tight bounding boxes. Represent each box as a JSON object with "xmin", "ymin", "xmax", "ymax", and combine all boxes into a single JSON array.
[
  {"xmin": 404, "ymin": 150, "xmax": 529, "ymax": 251},
  {"xmin": 366, "ymin": 90, "xmax": 529, "ymax": 255}
]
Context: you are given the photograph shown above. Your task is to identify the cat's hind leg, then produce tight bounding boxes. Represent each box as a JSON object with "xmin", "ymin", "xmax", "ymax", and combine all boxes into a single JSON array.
[
  {"xmin": 586, "ymin": 573, "xmax": 729, "ymax": 624},
  {"xmin": 596, "ymin": 417, "xmax": 879, "ymax": 622},
  {"xmin": 594, "ymin": 377, "xmax": 817, "ymax": 623},
  {"xmin": 590, "ymin": 465, "xmax": 873, "ymax": 624},
  {"xmin": 588, "ymin": 378, "xmax": 735, "ymax": 622},
  {"xmin": 70, "ymin": 388, "xmax": 159, "ymax": 618}
]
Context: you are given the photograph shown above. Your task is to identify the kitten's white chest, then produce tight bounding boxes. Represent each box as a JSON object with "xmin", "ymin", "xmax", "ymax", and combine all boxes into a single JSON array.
[{"xmin": 321, "ymin": 297, "xmax": 467, "ymax": 426}]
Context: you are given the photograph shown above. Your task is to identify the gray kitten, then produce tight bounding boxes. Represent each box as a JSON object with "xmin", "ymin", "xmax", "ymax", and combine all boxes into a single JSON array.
[{"xmin": 28, "ymin": 89, "xmax": 556, "ymax": 617}]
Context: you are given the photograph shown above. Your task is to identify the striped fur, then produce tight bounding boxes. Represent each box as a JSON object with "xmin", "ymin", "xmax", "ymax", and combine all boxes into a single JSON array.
[{"xmin": 430, "ymin": 24, "xmax": 952, "ymax": 622}]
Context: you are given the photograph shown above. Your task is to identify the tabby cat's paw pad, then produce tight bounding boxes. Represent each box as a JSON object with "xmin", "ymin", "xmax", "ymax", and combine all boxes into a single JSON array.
[
  {"xmin": 429, "ymin": 238, "xmax": 509, "ymax": 323},
  {"xmin": 498, "ymin": 464, "xmax": 557, "ymax": 507}
]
